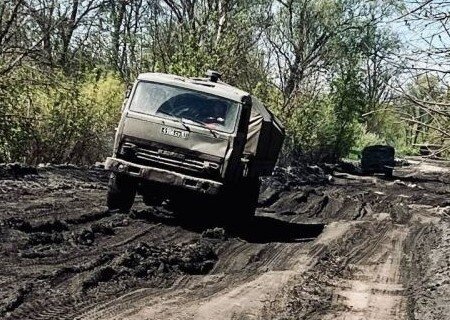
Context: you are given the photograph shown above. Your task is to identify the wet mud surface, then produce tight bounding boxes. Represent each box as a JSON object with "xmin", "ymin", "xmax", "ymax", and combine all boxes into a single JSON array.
[{"xmin": 0, "ymin": 161, "xmax": 449, "ymax": 319}]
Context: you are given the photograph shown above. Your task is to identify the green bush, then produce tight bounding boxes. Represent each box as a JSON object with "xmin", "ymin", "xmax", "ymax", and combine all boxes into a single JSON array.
[
  {"xmin": 0, "ymin": 70, "xmax": 124, "ymax": 164},
  {"xmin": 275, "ymin": 65, "xmax": 365, "ymax": 162}
]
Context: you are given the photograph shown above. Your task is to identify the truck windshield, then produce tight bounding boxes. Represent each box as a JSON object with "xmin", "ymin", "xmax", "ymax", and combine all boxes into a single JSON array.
[{"xmin": 129, "ymin": 81, "xmax": 240, "ymax": 133}]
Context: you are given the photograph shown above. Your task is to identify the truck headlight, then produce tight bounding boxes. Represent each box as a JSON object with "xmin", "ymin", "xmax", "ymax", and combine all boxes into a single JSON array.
[{"xmin": 119, "ymin": 142, "xmax": 137, "ymax": 159}]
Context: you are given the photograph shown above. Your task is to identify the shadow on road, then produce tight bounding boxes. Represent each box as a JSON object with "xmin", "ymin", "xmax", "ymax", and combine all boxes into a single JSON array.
[
  {"xmin": 226, "ymin": 216, "xmax": 324, "ymax": 243},
  {"xmin": 131, "ymin": 208, "xmax": 324, "ymax": 244},
  {"xmin": 334, "ymin": 167, "xmax": 449, "ymax": 185},
  {"xmin": 383, "ymin": 174, "xmax": 449, "ymax": 185}
]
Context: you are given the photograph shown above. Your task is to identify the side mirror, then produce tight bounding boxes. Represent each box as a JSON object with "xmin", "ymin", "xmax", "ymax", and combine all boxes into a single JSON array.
[
  {"xmin": 124, "ymin": 85, "xmax": 132, "ymax": 99},
  {"xmin": 121, "ymin": 85, "xmax": 131, "ymax": 113},
  {"xmin": 241, "ymin": 95, "xmax": 252, "ymax": 110}
]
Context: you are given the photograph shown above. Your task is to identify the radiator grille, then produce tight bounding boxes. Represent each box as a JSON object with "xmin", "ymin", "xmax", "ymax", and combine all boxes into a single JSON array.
[{"xmin": 120, "ymin": 142, "xmax": 221, "ymax": 178}]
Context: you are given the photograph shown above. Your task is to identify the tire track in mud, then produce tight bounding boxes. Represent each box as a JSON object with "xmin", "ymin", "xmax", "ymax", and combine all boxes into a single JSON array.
[
  {"xmin": 77, "ymin": 221, "xmax": 350, "ymax": 320},
  {"xmin": 402, "ymin": 219, "xmax": 450, "ymax": 320},
  {"xmin": 323, "ymin": 225, "xmax": 408, "ymax": 319},
  {"xmin": 261, "ymin": 167, "xmax": 450, "ymax": 320},
  {"xmin": 259, "ymin": 222, "xmax": 366, "ymax": 319},
  {"xmin": 2, "ymin": 162, "xmax": 450, "ymax": 320},
  {"xmin": 0, "ymin": 169, "xmax": 212, "ymax": 320}
]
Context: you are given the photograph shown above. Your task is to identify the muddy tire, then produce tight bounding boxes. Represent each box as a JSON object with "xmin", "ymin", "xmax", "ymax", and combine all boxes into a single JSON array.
[
  {"xmin": 221, "ymin": 178, "xmax": 260, "ymax": 221},
  {"xmin": 384, "ymin": 168, "xmax": 393, "ymax": 178},
  {"xmin": 241, "ymin": 178, "xmax": 261, "ymax": 219},
  {"xmin": 140, "ymin": 182, "xmax": 164, "ymax": 207},
  {"xmin": 107, "ymin": 172, "xmax": 136, "ymax": 212},
  {"xmin": 142, "ymin": 194, "xmax": 164, "ymax": 207}
]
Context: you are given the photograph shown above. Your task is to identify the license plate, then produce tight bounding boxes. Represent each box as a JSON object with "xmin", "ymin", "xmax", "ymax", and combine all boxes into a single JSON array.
[{"xmin": 160, "ymin": 126, "xmax": 189, "ymax": 139}]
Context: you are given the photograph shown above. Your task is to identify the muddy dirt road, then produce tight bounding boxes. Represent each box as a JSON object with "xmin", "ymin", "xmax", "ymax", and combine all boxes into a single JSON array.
[{"xmin": 1, "ymin": 161, "xmax": 449, "ymax": 319}]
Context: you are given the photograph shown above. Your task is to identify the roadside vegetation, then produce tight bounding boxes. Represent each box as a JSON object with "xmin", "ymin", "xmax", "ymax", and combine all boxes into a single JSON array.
[{"xmin": 0, "ymin": 0, "xmax": 449, "ymax": 164}]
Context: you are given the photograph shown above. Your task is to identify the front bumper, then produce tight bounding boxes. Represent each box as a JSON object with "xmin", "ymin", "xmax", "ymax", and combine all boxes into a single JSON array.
[{"xmin": 105, "ymin": 157, "xmax": 222, "ymax": 195}]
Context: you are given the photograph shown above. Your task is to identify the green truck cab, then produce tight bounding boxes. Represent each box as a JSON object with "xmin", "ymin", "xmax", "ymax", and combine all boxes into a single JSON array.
[{"xmin": 105, "ymin": 71, "xmax": 284, "ymax": 217}]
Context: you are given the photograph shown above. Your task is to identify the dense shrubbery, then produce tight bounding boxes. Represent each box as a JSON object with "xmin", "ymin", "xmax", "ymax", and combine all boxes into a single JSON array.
[{"xmin": 0, "ymin": 71, "xmax": 124, "ymax": 164}]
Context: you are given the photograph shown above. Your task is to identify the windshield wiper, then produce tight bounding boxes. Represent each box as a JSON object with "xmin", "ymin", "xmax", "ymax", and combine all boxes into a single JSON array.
[
  {"xmin": 157, "ymin": 110, "xmax": 218, "ymax": 137},
  {"xmin": 183, "ymin": 118, "xmax": 219, "ymax": 138},
  {"xmin": 156, "ymin": 110, "xmax": 190, "ymax": 131}
]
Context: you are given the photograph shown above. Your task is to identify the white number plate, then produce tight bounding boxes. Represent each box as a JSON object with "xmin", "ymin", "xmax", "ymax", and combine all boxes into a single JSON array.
[{"xmin": 160, "ymin": 126, "xmax": 189, "ymax": 139}]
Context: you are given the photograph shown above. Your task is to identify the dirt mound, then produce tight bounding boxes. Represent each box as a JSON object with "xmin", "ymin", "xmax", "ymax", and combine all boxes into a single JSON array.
[
  {"xmin": 80, "ymin": 239, "xmax": 216, "ymax": 292},
  {"xmin": 202, "ymin": 227, "xmax": 228, "ymax": 241},
  {"xmin": 113, "ymin": 240, "xmax": 216, "ymax": 278},
  {"xmin": 0, "ymin": 212, "xmax": 218, "ymax": 318},
  {"xmin": 259, "ymin": 164, "xmax": 332, "ymax": 208}
]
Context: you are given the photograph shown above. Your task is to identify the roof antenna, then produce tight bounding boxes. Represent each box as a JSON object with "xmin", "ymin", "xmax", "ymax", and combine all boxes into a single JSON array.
[{"xmin": 206, "ymin": 70, "xmax": 222, "ymax": 83}]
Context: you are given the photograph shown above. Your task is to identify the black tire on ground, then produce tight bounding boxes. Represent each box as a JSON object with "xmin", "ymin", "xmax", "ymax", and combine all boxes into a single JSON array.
[
  {"xmin": 142, "ymin": 194, "xmax": 164, "ymax": 207},
  {"xmin": 221, "ymin": 178, "xmax": 260, "ymax": 220},
  {"xmin": 140, "ymin": 182, "xmax": 165, "ymax": 207},
  {"xmin": 384, "ymin": 168, "xmax": 393, "ymax": 178},
  {"xmin": 242, "ymin": 178, "xmax": 261, "ymax": 218},
  {"xmin": 107, "ymin": 172, "xmax": 137, "ymax": 212}
]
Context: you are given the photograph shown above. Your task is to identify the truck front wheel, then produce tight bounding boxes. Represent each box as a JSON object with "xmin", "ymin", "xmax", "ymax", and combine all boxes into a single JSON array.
[{"xmin": 107, "ymin": 172, "xmax": 137, "ymax": 212}]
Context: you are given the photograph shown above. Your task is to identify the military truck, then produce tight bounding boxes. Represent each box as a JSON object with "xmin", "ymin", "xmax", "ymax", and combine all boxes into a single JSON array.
[
  {"xmin": 361, "ymin": 145, "xmax": 395, "ymax": 177},
  {"xmin": 105, "ymin": 71, "xmax": 285, "ymax": 218}
]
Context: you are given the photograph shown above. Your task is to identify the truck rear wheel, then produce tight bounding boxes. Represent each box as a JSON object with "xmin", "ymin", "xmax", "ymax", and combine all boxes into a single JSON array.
[
  {"xmin": 221, "ymin": 178, "xmax": 260, "ymax": 221},
  {"xmin": 107, "ymin": 172, "xmax": 137, "ymax": 212},
  {"xmin": 384, "ymin": 168, "xmax": 393, "ymax": 178},
  {"xmin": 142, "ymin": 194, "xmax": 164, "ymax": 207}
]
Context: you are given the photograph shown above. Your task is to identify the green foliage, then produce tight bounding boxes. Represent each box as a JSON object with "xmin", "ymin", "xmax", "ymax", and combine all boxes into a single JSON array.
[
  {"xmin": 350, "ymin": 124, "xmax": 385, "ymax": 159},
  {"xmin": 283, "ymin": 96, "xmax": 334, "ymax": 154},
  {"xmin": 166, "ymin": 34, "xmax": 219, "ymax": 77},
  {"xmin": 329, "ymin": 65, "xmax": 366, "ymax": 159},
  {"xmin": 0, "ymin": 71, "xmax": 124, "ymax": 164},
  {"xmin": 278, "ymin": 63, "xmax": 366, "ymax": 161},
  {"xmin": 2, "ymin": 0, "xmax": 447, "ymax": 163}
]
